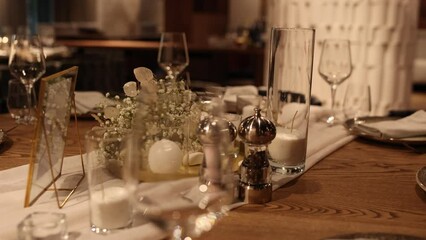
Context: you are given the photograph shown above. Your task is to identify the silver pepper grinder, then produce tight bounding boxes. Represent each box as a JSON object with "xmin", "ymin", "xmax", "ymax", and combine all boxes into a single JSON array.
[
  {"xmin": 238, "ymin": 108, "xmax": 276, "ymax": 203},
  {"xmin": 197, "ymin": 116, "xmax": 237, "ymax": 185}
]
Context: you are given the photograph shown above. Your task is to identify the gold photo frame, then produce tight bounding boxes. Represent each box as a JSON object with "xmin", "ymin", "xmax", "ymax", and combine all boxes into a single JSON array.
[{"xmin": 24, "ymin": 66, "xmax": 85, "ymax": 208}]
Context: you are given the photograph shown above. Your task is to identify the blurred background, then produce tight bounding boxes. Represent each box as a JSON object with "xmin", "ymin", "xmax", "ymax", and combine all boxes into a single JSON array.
[{"xmin": 0, "ymin": 0, "xmax": 425, "ymax": 113}]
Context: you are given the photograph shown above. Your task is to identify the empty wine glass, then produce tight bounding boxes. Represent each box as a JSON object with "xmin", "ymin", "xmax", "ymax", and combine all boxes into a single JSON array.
[
  {"xmin": 8, "ymin": 34, "xmax": 46, "ymax": 124},
  {"xmin": 157, "ymin": 32, "xmax": 189, "ymax": 81},
  {"xmin": 7, "ymin": 79, "xmax": 37, "ymax": 124},
  {"xmin": 318, "ymin": 39, "xmax": 352, "ymax": 125},
  {"xmin": 342, "ymin": 82, "xmax": 371, "ymax": 124}
]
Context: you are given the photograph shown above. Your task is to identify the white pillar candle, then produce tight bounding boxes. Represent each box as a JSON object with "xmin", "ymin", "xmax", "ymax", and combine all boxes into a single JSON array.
[
  {"xmin": 90, "ymin": 186, "xmax": 132, "ymax": 230},
  {"xmin": 148, "ymin": 139, "xmax": 183, "ymax": 173},
  {"xmin": 268, "ymin": 127, "xmax": 307, "ymax": 166}
]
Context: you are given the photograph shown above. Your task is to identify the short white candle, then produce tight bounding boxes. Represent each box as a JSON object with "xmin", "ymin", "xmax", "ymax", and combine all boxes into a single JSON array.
[
  {"xmin": 268, "ymin": 127, "xmax": 307, "ymax": 166},
  {"xmin": 90, "ymin": 186, "xmax": 131, "ymax": 230},
  {"xmin": 148, "ymin": 139, "xmax": 183, "ymax": 173}
]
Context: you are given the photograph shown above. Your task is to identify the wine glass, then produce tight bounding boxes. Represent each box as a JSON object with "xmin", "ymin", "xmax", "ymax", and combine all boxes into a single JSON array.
[
  {"xmin": 7, "ymin": 79, "xmax": 37, "ymax": 124},
  {"xmin": 157, "ymin": 32, "xmax": 189, "ymax": 81},
  {"xmin": 318, "ymin": 39, "xmax": 352, "ymax": 125},
  {"xmin": 124, "ymin": 98, "xmax": 234, "ymax": 239},
  {"xmin": 342, "ymin": 82, "xmax": 371, "ymax": 124},
  {"xmin": 8, "ymin": 34, "xmax": 46, "ymax": 124}
]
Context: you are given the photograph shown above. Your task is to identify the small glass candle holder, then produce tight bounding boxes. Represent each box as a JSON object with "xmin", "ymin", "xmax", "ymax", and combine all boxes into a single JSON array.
[
  {"xmin": 17, "ymin": 212, "xmax": 68, "ymax": 240},
  {"xmin": 7, "ymin": 79, "xmax": 37, "ymax": 124},
  {"xmin": 85, "ymin": 128, "xmax": 133, "ymax": 234}
]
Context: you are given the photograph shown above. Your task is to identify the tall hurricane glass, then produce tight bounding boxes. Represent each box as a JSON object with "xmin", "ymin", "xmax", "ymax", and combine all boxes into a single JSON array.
[
  {"xmin": 318, "ymin": 39, "xmax": 352, "ymax": 125},
  {"xmin": 8, "ymin": 34, "xmax": 46, "ymax": 124},
  {"xmin": 266, "ymin": 28, "xmax": 315, "ymax": 175},
  {"xmin": 157, "ymin": 32, "xmax": 189, "ymax": 82}
]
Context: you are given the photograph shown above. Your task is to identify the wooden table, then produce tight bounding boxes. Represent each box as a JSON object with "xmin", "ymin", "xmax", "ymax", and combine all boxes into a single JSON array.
[
  {"xmin": 0, "ymin": 114, "xmax": 425, "ymax": 239},
  {"xmin": 0, "ymin": 115, "xmax": 97, "ymax": 170}
]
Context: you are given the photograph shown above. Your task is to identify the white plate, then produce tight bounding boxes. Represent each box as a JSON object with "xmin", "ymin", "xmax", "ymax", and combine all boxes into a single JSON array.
[
  {"xmin": 0, "ymin": 130, "xmax": 4, "ymax": 145},
  {"xmin": 416, "ymin": 166, "xmax": 426, "ymax": 192},
  {"xmin": 325, "ymin": 232, "xmax": 424, "ymax": 239}
]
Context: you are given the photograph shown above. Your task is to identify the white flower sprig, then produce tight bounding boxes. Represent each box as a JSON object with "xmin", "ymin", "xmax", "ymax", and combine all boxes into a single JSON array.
[
  {"xmin": 95, "ymin": 67, "xmax": 157, "ymax": 130},
  {"xmin": 95, "ymin": 67, "xmax": 203, "ymax": 171}
]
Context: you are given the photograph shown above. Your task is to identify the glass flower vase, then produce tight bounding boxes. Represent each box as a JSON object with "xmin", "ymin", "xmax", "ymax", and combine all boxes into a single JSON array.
[{"xmin": 132, "ymin": 78, "xmax": 201, "ymax": 182}]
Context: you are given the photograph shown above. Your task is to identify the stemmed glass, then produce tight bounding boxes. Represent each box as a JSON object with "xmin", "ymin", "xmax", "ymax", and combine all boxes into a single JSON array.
[
  {"xmin": 157, "ymin": 32, "xmax": 189, "ymax": 81},
  {"xmin": 342, "ymin": 82, "xmax": 371, "ymax": 124},
  {"xmin": 8, "ymin": 34, "xmax": 46, "ymax": 124},
  {"xmin": 318, "ymin": 39, "xmax": 352, "ymax": 125}
]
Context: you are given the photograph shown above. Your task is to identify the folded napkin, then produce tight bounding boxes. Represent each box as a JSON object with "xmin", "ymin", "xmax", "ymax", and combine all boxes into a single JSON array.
[
  {"xmin": 74, "ymin": 91, "xmax": 111, "ymax": 114},
  {"xmin": 223, "ymin": 85, "xmax": 258, "ymax": 112},
  {"xmin": 43, "ymin": 46, "xmax": 71, "ymax": 58},
  {"xmin": 223, "ymin": 85, "xmax": 258, "ymax": 98},
  {"xmin": 361, "ymin": 110, "xmax": 426, "ymax": 138}
]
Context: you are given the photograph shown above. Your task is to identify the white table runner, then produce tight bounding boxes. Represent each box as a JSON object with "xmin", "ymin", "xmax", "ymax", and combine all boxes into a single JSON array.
[{"xmin": 0, "ymin": 118, "xmax": 354, "ymax": 240}]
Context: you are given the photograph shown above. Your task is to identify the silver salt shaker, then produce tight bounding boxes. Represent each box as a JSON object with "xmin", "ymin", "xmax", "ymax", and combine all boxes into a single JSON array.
[{"xmin": 197, "ymin": 116, "xmax": 237, "ymax": 185}]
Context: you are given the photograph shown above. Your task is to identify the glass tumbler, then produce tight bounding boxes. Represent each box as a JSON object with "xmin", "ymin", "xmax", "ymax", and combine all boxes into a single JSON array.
[
  {"xmin": 85, "ymin": 128, "xmax": 133, "ymax": 234},
  {"xmin": 17, "ymin": 212, "xmax": 68, "ymax": 240},
  {"xmin": 342, "ymin": 82, "xmax": 371, "ymax": 124},
  {"xmin": 266, "ymin": 28, "xmax": 315, "ymax": 175}
]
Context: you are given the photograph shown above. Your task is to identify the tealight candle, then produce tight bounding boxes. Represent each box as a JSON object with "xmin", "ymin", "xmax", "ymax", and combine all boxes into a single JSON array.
[
  {"xmin": 148, "ymin": 139, "xmax": 183, "ymax": 173},
  {"xmin": 90, "ymin": 186, "xmax": 132, "ymax": 230},
  {"xmin": 268, "ymin": 127, "xmax": 307, "ymax": 166}
]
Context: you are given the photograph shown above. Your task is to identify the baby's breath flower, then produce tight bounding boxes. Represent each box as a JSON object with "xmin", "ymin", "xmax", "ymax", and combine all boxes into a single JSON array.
[{"xmin": 97, "ymin": 67, "xmax": 203, "ymax": 170}]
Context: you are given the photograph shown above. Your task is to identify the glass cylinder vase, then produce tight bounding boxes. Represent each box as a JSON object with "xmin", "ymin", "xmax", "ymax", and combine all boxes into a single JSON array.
[
  {"xmin": 131, "ymin": 78, "xmax": 201, "ymax": 181},
  {"xmin": 266, "ymin": 28, "xmax": 315, "ymax": 175}
]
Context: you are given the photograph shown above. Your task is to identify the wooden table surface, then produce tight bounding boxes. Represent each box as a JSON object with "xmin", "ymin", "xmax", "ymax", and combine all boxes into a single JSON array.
[{"xmin": 0, "ymin": 114, "xmax": 425, "ymax": 239}]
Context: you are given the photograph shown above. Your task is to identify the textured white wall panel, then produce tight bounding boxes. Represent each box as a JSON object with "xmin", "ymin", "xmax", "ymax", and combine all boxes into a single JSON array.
[{"xmin": 266, "ymin": 0, "xmax": 419, "ymax": 115}]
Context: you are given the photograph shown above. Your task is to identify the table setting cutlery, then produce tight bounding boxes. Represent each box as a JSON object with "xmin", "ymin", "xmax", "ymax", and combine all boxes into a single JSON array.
[
  {"xmin": 344, "ymin": 110, "xmax": 426, "ymax": 153},
  {"xmin": 358, "ymin": 110, "xmax": 426, "ymax": 139}
]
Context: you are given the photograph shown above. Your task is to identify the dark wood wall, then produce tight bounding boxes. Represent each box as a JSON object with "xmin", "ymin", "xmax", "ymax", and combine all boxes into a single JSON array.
[
  {"xmin": 420, "ymin": 0, "xmax": 426, "ymax": 28},
  {"xmin": 164, "ymin": 0, "xmax": 228, "ymax": 46}
]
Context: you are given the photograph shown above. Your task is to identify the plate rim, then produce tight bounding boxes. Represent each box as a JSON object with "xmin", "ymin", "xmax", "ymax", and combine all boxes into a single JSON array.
[{"xmin": 416, "ymin": 166, "xmax": 426, "ymax": 192}]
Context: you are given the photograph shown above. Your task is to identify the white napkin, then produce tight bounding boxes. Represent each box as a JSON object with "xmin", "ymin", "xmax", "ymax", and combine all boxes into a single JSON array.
[
  {"xmin": 74, "ymin": 91, "xmax": 110, "ymax": 114},
  {"xmin": 223, "ymin": 85, "xmax": 258, "ymax": 112},
  {"xmin": 361, "ymin": 110, "xmax": 426, "ymax": 138},
  {"xmin": 0, "ymin": 156, "xmax": 167, "ymax": 240},
  {"xmin": 43, "ymin": 46, "xmax": 70, "ymax": 58},
  {"xmin": 271, "ymin": 121, "xmax": 354, "ymax": 189}
]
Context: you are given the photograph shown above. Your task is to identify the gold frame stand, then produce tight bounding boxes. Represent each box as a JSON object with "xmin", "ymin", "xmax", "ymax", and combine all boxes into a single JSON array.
[{"xmin": 24, "ymin": 66, "xmax": 85, "ymax": 208}]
